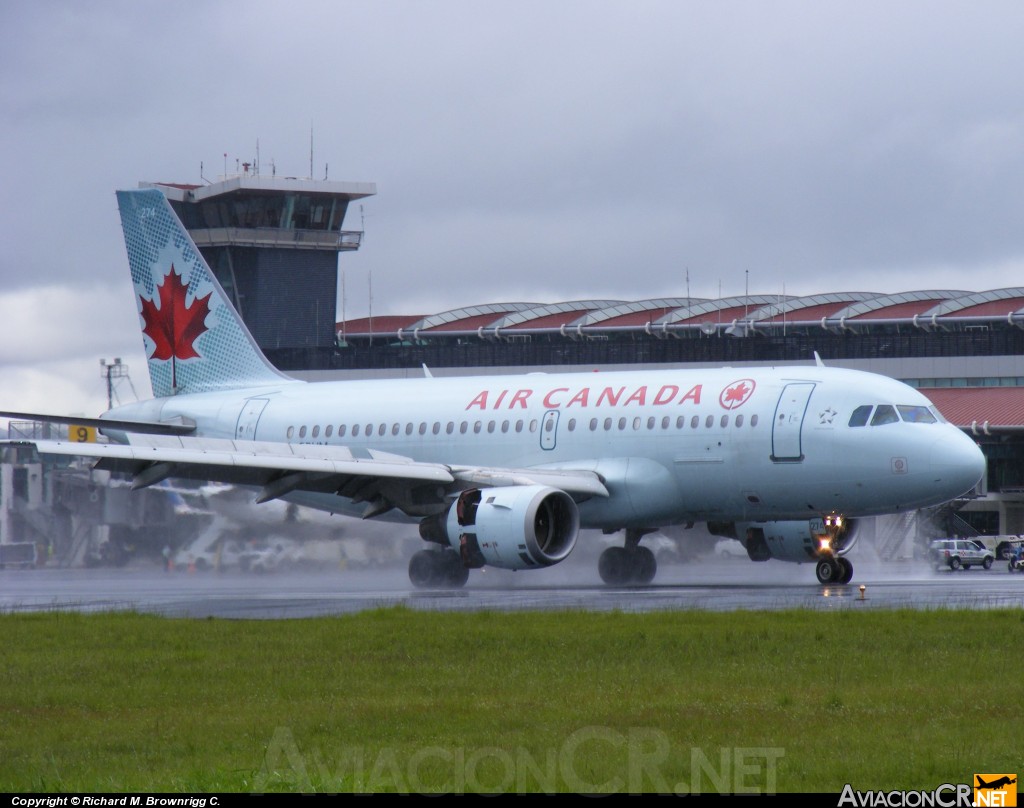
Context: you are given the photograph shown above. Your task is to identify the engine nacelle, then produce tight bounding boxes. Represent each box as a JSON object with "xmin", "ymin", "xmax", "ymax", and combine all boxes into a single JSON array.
[
  {"xmin": 708, "ymin": 518, "xmax": 859, "ymax": 563},
  {"xmin": 422, "ymin": 486, "xmax": 580, "ymax": 571}
]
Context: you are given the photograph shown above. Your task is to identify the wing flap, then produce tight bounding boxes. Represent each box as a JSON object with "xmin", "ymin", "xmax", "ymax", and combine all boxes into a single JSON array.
[{"xmin": 24, "ymin": 436, "xmax": 455, "ymax": 487}]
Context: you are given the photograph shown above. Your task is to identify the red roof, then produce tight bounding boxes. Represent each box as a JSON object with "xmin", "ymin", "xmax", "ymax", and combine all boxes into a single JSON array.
[
  {"xmin": 764, "ymin": 302, "xmax": 850, "ymax": 323},
  {"xmin": 920, "ymin": 388, "xmax": 1024, "ymax": 428},
  {"xmin": 946, "ymin": 298, "xmax": 1024, "ymax": 317},
  {"xmin": 337, "ymin": 316, "xmax": 423, "ymax": 336},
  {"xmin": 508, "ymin": 309, "xmax": 596, "ymax": 330},
  {"xmin": 849, "ymin": 299, "xmax": 950, "ymax": 320}
]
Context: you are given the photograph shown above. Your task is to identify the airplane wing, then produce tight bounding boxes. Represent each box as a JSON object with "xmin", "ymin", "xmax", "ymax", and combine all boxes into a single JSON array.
[
  {"xmin": 9, "ymin": 435, "xmax": 608, "ymax": 518},
  {"xmin": 0, "ymin": 410, "xmax": 196, "ymax": 436}
]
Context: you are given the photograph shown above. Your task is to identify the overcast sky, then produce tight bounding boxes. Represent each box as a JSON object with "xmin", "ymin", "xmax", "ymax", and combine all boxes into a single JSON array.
[{"xmin": 3, "ymin": 0, "xmax": 1024, "ymax": 417}]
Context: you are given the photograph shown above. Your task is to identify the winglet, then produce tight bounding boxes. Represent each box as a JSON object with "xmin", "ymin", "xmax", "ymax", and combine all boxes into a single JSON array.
[
  {"xmin": 814, "ymin": 351, "xmax": 826, "ymax": 367},
  {"xmin": 422, "ymin": 363, "xmax": 434, "ymax": 378}
]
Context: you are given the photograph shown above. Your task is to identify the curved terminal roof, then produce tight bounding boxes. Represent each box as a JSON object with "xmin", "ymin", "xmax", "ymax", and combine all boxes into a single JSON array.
[
  {"xmin": 497, "ymin": 301, "xmax": 625, "ymax": 331},
  {"xmin": 830, "ymin": 291, "xmax": 969, "ymax": 323},
  {"xmin": 577, "ymin": 298, "xmax": 701, "ymax": 328},
  {"xmin": 922, "ymin": 288, "xmax": 1024, "ymax": 320},
  {"xmin": 336, "ymin": 288, "xmax": 1024, "ymax": 339}
]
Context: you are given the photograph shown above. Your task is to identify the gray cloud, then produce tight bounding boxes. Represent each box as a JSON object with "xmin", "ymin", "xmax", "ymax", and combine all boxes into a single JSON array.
[{"xmin": 3, "ymin": 0, "xmax": 1024, "ymax": 413}]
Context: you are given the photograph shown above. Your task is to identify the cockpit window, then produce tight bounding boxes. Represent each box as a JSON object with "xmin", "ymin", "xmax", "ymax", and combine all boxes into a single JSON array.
[
  {"xmin": 870, "ymin": 404, "xmax": 899, "ymax": 426},
  {"xmin": 897, "ymin": 405, "xmax": 937, "ymax": 424},
  {"xmin": 848, "ymin": 405, "xmax": 873, "ymax": 427},
  {"xmin": 930, "ymin": 406, "xmax": 947, "ymax": 424}
]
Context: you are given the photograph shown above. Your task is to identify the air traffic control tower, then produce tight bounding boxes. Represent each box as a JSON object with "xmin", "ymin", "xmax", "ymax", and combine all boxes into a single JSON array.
[{"xmin": 146, "ymin": 172, "xmax": 376, "ymax": 370}]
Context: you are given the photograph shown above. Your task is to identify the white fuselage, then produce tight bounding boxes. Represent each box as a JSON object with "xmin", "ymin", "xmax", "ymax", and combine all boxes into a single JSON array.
[{"xmin": 105, "ymin": 365, "xmax": 986, "ymax": 528}]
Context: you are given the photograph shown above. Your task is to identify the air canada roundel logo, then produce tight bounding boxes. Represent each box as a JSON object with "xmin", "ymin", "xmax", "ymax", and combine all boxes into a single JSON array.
[{"xmin": 719, "ymin": 379, "xmax": 756, "ymax": 410}]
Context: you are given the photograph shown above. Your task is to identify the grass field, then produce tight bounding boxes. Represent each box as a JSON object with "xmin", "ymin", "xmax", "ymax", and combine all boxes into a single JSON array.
[{"xmin": 0, "ymin": 607, "xmax": 1020, "ymax": 793}]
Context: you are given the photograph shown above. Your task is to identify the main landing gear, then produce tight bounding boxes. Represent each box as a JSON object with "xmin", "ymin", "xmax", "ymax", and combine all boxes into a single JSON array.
[
  {"xmin": 408, "ymin": 548, "xmax": 469, "ymax": 589},
  {"xmin": 598, "ymin": 528, "xmax": 658, "ymax": 585}
]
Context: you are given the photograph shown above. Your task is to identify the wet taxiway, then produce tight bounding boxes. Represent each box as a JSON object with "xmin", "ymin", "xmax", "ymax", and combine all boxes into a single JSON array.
[{"xmin": 1, "ymin": 555, "xmax": 1021, "ymax": 618}]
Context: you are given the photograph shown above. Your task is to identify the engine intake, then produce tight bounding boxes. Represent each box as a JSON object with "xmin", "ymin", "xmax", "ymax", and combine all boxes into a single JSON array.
[{"xmin": 422, "ymin": 486, "xmax": 579, "ymax": 571}]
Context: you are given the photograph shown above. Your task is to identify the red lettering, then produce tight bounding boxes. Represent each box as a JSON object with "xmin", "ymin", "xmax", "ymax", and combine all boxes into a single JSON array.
[
  {"xmin": 567, "ymin": 388, "xmax": 590, "ymax": 408},
  {"xmin": 679, "ymin": 384, "xmax": 702, "ymax": 405},
  {"xmin": 624, "ymin": 386, "xmax": 648, "ymax": 406},
  {"xmin": 466, "ymin": 391, "xmax": 488, "ymax": 410},
  {"xmin": 654, "ymin": 385, "xmax": 679, "ymax": 405},
  {"xmin": 596, "ymin": 386, "xmax": 625, "ymax": 407},
  {"xmin": 509, "ymin": 389, "xmax": 533, "ymax": 409},
  {"xmin": 543, "ymin": 387, "xmax": 569, "ymax": 408},
  {"xmin": 493, "ymin": 389, "xmax": 508, "ymax": 409}
]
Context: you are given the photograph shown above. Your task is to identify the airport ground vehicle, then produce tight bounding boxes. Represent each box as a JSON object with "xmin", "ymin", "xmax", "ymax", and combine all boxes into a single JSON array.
[
  {"xmin": 1006, "ymin": 543, "xmax": 1024, "ymax": 572},
  {"xmin": 927, "ymin": 539, "xmax": 994, "ymax": 571}
]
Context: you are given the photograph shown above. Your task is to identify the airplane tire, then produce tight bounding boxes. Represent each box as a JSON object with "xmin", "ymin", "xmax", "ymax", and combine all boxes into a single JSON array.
[
  {"xmin": 409, "ymin": 549, "xmax": 468, "ymax": 589},
  {"xmin": 838, "ymin": 557, "xmax": 854, "ymax": 584},
  {"xmin": 598, "ymin": 547, "xmax": 630, "ymax": 585},
  {"xmin": 443, "ymin": 552, "xmax": 470, "ymax": 588},
  {"xmin": 409, "ymin": 550, "xmax": 439, "ymax": 588},
  {"xmin": 632, "ymin": 546, "xmax": 657, "ymax": 584},
  {"xmin": 815, "ymin": 559, "xmax": 840, "ymax": 585}
]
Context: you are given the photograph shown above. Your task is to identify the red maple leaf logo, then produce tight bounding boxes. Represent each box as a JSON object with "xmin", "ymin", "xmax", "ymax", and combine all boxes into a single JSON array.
[
  {"xmin": 140, "ymin": 266, "xmax": 212, "ymax": 361},
  {"xmin": 719, "ymin": 379, "xmax": 756, "ymax": 410}
]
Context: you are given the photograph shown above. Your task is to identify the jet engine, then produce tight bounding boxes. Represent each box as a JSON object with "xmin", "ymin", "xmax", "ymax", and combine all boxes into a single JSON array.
[
  {"xmin": 708, "ymin": 517, "xmax": 860, "ymax": 564},
  {"xmin": 420, "ymin": 486, "xmax": 579, "ymax": 571}
]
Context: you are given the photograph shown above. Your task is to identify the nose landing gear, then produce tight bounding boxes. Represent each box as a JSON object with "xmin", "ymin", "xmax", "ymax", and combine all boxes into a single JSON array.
[{"xmin": 815, "ymin": 514, "xmax": 854, "ymax": 584}]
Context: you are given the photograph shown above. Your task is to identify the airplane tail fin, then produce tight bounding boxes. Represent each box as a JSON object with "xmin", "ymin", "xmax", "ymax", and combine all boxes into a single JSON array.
[{"xmin": 117, "ymin": 188, "xmax": 292, "ymax": 398}]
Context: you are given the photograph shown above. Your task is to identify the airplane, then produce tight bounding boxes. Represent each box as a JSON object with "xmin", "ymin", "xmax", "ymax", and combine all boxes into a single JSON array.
[{"xmin": 0, "ymin": 188, "xmax": 987, "ymax": 588}]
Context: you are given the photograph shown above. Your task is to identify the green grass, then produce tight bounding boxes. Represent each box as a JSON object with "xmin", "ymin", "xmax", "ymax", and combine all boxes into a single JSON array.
[{"xmin": 0, "ymin": 607, "xmax": 1021, "ymax": 792}]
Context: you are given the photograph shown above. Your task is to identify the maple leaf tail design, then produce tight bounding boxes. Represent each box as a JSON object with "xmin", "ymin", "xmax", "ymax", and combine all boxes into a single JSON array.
[{"xmin": 118, "ymin": 189, "xmax": 292, "ymax": 398}]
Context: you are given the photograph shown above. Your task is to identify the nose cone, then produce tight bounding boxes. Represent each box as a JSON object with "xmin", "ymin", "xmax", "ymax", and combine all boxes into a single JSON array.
[{"xmin": 929, "ymin": 430, "xmax": 986, "ymax": 500}]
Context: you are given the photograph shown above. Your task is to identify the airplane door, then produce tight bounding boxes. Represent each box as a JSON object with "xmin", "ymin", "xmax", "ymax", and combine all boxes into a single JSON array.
[
  {"xmin": 540, "ymin": 410, "xmax": 560, "ymax": 451},
  {"xmin": 236, "ymin": 398, "xmax": 269, "ymax": 441},
  {"xmin": 771, "ymin": 383, "xmax": 815, "ymax": 462}
]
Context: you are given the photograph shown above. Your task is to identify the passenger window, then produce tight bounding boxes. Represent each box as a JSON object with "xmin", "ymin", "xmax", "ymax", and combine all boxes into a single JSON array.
[
  {"xmin": 751, "ymin": 414, "xmax": 758, "ymax": 427},
  {"xmin": 392, "ymin": 423, "xmax": 400, "ymax": 436},
  {"xmin": 432, "ymin": 422, "xmax": 440, "ymax": 435},
  {"xmin": 604, "ymin": 418, "xmax": 612, "ymax": 431},
  {"xmin": 419, "ymin": 422, "xmax": 427, "ymax": 435},
  {"xmin": 325, "ymin": 425, "xmax": 333, "ymax": 438},
  {"xmin": 299, "ymin": 426, "xmax": 307, "ymax": 438},
  {"xmin": 378, "ymin": 424, "xmax": 386, "ymax": 437},
  {"xmin": 460, "ymin": 421, "xmax": 468, "ymax": 434},
  {"xmin": 720, "ymin": 415, "xmax": 729, "ymax": 428},
  {"xmin": 590, "ymin": 418, "xmax": 598, "ymax": 431},
  {"xmin": 848, "ymin": 405, "xmax": 873, "ymax": 427},
  {"xmin": 618, "ymin": 417, "xmax": 627, "ymax": 430},
  {"xmin": 633, "ymin": 417, "xmax": 641, "ymax": 431},
  {"xmin": 691, "ymin": 416, "xmax": 699, "ymax": 429},
  {"xmin": 515, "ymin": 420, "xmax": 524, "ymax": 433},
  {"xmin": 871, "ymin": 405, "xmax": 899, "ymax": 426},
  {"xmin": 311, "ymin": 425, "xmax": 320, "ymax": 438},
  {"xmin": 406, "ymin": 423, "xmax": 414, "ymax": 435},
  {"xmin": 567, "ymin": 418, "xmax": 576, "ymax": 431},
  {"xmin": 286, "ymin": 426, "xmax": 294, "ymax": 439},
  {"xmin": 735, "ymin": 414, "xmax": 744, "ymax": 427},
  {"xmin": 352, "ymin": 424, "xmax": 360, "ymax": 437},
  {"xmin": 447, "ymin": 422, "xmax": 455, "ymax": 435},
  {"xmin": 338, "ymin": 425, "xmax": 346, "ymax": 437},
  {"xmin": 705, "ymin": 415, "xmax": 714, "ymax": 428},
  {"xmin": 501, "ymin": 420, "xmax": 510, "ymax": 433},
  {"xmin": 662, "ymin": 416, "xmax": 670, "ymax": 429}
]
